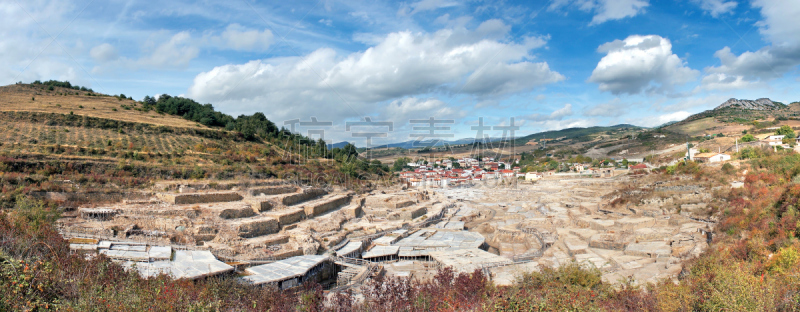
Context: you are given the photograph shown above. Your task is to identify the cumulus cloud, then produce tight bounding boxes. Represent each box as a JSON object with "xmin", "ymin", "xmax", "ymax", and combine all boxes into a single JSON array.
[
  {"xmin": 658, "ymin": 95, "xmax": 728, "ymax": 112},
  {"xmin": 381, "ymin": 97, "xmax": 461, "ymax": 123},
  {"xmin": 90, "ymin": 43, "xmax": 119, "ymax": 63},
  {"xmin": 692, "ymin": 0, "xmax": 737, "ymax": 17},
  {"xmin": 700, "ymin": 44, "xmax": 800, "ymax": 90},
  {"xmin": 753, "ymin": 0, "xmax": 800, "ymax": 45},
  {"xmin": 548, "ymin": 0, "xmax": 649, "ymax": 25},
  {"xmin": 584, "ymin": 98, "xmax": 625, "ymax": 117},
  {"xmin": 187, "ymin": 20, "xmax": 563, "ymax": 122},
  {"xmin": 697, "ymin": 1, "xmax": 800, "ymax": 90},
  {"xmin": 698, "ymin": 73, "xmax": 753, "ymax": 91},
  {"xmin": 136, "ymin": 24, "xmax": 272, "ymax": 69},
  {"xmin": 140, "ymin": 31, "xmax": 198, "ymax": 68},
  {"xmin": 588, "ymin": 35, "xmax": 699, "ymax": 95},
  {"xmin": 213, "ymin": 24, "xmax": 273, "ymax": 51},
  {"xmin": 524, "ymin": 103, "xmax": 573, "ymax": 122},
  {"xmin": 0, "ymin": 2, "xmax": 85, "ymax": 86},
  {"xmin": 525, "ymin": 118, "xmax": 596, "ymax": 133}
]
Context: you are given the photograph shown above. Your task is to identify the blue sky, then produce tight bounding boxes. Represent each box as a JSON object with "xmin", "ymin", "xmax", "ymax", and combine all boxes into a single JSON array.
[{"xmin": 3, "ymin": 0, "xmax": 800, "ymax": 145}]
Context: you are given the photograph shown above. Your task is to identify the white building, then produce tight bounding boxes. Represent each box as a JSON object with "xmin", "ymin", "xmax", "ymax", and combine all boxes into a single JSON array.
[
  {"xmin": 693, "ymin": 153, "xmax": 731, "ymax": 163},
  {"xmin": 525, "ymin": 172, "xmax": 542, "ymax": 181},
  {"xmin": 766, "ymin": 135, "xmax": 785, "ymax": 146}
]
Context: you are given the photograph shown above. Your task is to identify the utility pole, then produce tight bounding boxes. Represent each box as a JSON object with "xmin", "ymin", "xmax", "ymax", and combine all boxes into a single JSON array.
[{"xmin": 736, "ymin": 138, "xmax": 739, "ymax": 153}]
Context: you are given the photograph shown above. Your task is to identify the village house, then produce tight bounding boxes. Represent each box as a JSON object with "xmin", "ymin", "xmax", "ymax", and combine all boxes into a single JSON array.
[
  {"xmin": 499, "ymin": 169, "xmax": 515, "ymax": 178},
  {"xmin": 693, "ymin": 153, "xmax": 731, "ymax": 163},
  {"xmin": 765, "ymin": 135, "xmax": 785, "ymax": 146},
  {"xmin": 525, "ymin": 172, "xmax": 542, "ymax": 181},
  {"xmin": 629, "ymin": 163, "xmax": 648, "ymax": 171}
]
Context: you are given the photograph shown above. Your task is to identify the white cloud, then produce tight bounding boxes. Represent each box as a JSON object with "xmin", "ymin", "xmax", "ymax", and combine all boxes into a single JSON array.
[
  {"xmin": 710, "ymin": 45, "xmax": 800, "ymax": 79},
  {"xmin": 319, "ymin": 19, "xmax": 333, "ymax": 27},
  {"xmin": 548, "ymin": 0, "xmax": 649, "ymax": 25},
  {"xmin": 590, "ymin": 0, "xmax": 649, "ymax": 25},
  {"xmin": 658, "ymin": 95, "xmax": 728, "ymax": 112},
  {"xmin": 524, "ymin": 103, "xmax": 573, "ymax": 122},
  {"xmin": 140, "ymin": 31, "xmax": 198, "ymax": 68},
  {"xmin": 209, "ymin": 24, "xmax": 273, "ymax": 52},
  {"xmin": 381, "ymin": 97, "xmax": 461, "ymax": 122},
  {"xmin": 187, "ymin": 20, "xmax": 563, "ymax": 122},
  {"xmin": 400, "ymin": 0, "xmax": 460, "ymax": 16},
  {"xmin": 584, "ymin": 98, "xmax": 625, "ymax": 117},
  {"xmin": 588, "ymin": 35, "xmax": 699, "ymax": 95},
  {"xmin": 0, "ymin": 1, "xmax": 86, "ymax": 86},
  {"xmin": 90, "ymin": 43, "xmax": 119, "ymax": 63},
  {"xmin": 697, "ymin": 1, "xmax": 800, "ymax": 89},
  {"xmin": 698, "ymin": 73, "xmax": 753, "ymax": 91},
  {"xmin": 753, "ymin": 0, "xmax": 800, "ymax": 45},
  {"xmin": 692, "ymin": 0, "xmax": 737, "ymax": 17},
  {"xmin": 630, "ymin": 111, "xmax": 691, "ymax": 127},
  {"xmin": 525, "ymin": 118, "xmax": 596, "ymax": 132}
]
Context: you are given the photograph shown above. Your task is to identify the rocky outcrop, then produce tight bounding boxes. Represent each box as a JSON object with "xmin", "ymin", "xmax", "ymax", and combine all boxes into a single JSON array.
[{"xmin": 715, "ymin": 98, "xmax": 781, "ymax": 110}]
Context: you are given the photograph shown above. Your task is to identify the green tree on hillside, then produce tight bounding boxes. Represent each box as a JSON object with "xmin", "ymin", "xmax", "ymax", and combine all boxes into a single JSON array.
[
  {"xmin": 741, "ymin": 134, "xmax": 756, "ymax": 142},
  {"xmin": 776, "ymin": 125, "xmax": 796, "ymax": 138},
  {"xmin": 392, "ymin": 157, "xmax": 412, "ymax": 172}
]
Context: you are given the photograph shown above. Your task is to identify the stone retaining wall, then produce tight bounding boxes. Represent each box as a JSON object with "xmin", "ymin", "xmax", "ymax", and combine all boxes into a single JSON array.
[
  {"xmin": 157, "ymin": 192, "xmax": 243, "ymax": 205},
  {"xmin": 236, "ymin": 218, "xmax": 280, "ymax": 238},
  {"xmin": 218, "ymin": 206, "xmax": 256, "ymax": 219},
  {"xmin": 245, "ymin": 199, "xmax": 274, "ymax": 212},
  {"xmin": 248, "ymin": 186, "xmax": 298, "ymax": 196},
  {"xmin": 342, "ymin": 204, "xmax": 363, "ymax": 218},
  {"xmin": 303, "ymin": 195, "xmax": 352, "ymax": 217},
  {"xmin": 365, "ymin": 195, "xmax": 415, "ymax": 209},
  {"xmin": 281, "ymin": 188, "xmax": 327, "ymax": 206},
  {"xmin": 387, "ymin": 206, "xmax": 427, "ymax": 220},
  {"xmin": 269, "ymin": 208, "xmax": 307, "ymax": 226}
]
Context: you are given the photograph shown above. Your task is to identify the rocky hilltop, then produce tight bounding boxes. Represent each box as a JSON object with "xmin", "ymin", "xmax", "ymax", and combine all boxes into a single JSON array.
[{"xmin": 715, "ymin": 98, "xmax": 782, "ymax": 110}]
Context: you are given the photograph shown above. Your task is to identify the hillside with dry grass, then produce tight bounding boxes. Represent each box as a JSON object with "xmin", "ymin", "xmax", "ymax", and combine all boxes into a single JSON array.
[
  {"xmin": 0, "ymin": 82, "xmax": 390, "ymax": 209},
  {"xmin": 0, "ymin": 83, "xmax": 210, "ymax": 130}
]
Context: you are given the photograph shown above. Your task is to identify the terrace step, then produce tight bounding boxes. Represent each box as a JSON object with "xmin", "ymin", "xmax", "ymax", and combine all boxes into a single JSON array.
[{"xmin": 302, "ymin": 194, "xmax": 352, "ymax": 217}]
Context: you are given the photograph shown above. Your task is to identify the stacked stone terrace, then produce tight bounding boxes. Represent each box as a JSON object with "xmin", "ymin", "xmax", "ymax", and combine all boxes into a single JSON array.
[
  {"xmin": 61, "ymin": 182, "xmax": 446, "ymax": 263},
  {"xmin": 434, "ymin": 177, "xmax": 715, "ymax": 285}
]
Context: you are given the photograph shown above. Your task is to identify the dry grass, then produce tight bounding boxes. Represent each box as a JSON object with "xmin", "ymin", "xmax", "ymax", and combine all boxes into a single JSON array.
[
  {"xmin": 667, "ymin": 117, "xmax": 723, "ymax": 136},
  {"xmin": 0, "ymin": 84, "xmax": 206, "ymax": 129},
  {"xmin": 0, "ymin": 120, "xmax": 207, "ymax": 154}
]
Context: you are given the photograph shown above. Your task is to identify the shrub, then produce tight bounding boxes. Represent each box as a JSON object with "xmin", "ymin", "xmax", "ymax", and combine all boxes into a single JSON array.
[
  {"xmin": 722, "ymin": 163, "xmax": 735, "ymax": 174},
  {"xmin": 741, "ymin": 134, "xmax": 756, "ymax": 142}
]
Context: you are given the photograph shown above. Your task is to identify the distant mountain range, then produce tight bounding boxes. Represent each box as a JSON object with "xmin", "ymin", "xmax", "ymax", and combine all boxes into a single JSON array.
[
  {"xmin": 326, "ymin": 141, "xmax": 354, "ymax": 149},
  {"xmin": 331, "ymin": 125, "xmax": 644, "ymax": 149},
  {"xmin": 328, "ymin": 137, "xmax": 505, "ymax": 149},
  {"xmin": 515, "ymin": 124, "xmax": 642, "ymax": 145}
]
